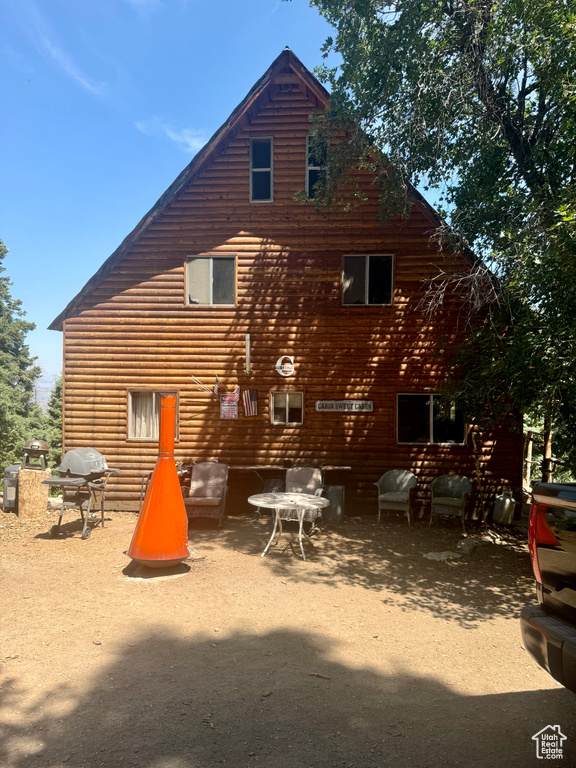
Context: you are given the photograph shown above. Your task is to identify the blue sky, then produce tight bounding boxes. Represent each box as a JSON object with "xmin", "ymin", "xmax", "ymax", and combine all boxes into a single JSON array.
[{"xmin": 0, "ymin": 0, "xmax": 336, "ymax": 378}]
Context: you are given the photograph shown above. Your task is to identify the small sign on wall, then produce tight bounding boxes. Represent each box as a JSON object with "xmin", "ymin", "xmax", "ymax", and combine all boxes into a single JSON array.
[
  {"xmin": 220, "ymin": 394, "xmax": 239, "ymax": 419},
  {"xmin": 316, "ymin": 400, "xmax": 374, "ymax": 413},
  {"xmin": 275, "ymin": 355, "xmax": 295, "ymax": 376}
]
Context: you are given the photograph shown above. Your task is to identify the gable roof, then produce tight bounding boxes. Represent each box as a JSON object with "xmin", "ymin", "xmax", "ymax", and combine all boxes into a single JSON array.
[
  {"xmin": 49, "ymin": 47, "xmax": 473, "ymax": 332},
  {"xmin": 49, "ymin": 48, "xmax": 330, "ymax": 331}
]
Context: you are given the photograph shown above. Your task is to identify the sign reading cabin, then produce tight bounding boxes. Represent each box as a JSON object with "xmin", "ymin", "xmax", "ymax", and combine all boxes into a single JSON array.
[{"xmin": 316, "ymin": 400, "xmax": 374, "ymax": 413}]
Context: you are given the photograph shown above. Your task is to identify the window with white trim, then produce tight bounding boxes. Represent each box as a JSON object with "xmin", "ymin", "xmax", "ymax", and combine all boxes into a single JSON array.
[
  {"xmin": 397, "ymin": 394, "xmax": 466, "ymax": 445},
  {"xmin": 250, "ymin": 137, "xmax": 273, "ymax": 202},
  {"xmin": 306, "ymin": 134, "xmax": 327, "ymax": 199},
  {"xmin": 271, "ymin": 392, "xmax": 303, "ymax": 425},
  {"xmin": 342, "ymin": 254, "xmax": 394, "ymax": 306},
  {"xmin": 128, "ymin": 390, "xmax": 178, "ymax": 440},
  {"xmin": 186, "ymin": 256, "xmax": 236, "ymax": 305}
]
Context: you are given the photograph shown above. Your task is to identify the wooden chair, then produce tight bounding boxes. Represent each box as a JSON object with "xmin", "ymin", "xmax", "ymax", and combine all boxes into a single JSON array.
[
  {"xmin": 374, "ymin": 470, "xmax": 417, "ymax": 526},
  {"xmin": 182, "ymin": 462, "xmax": 228, "ymax": 526},
  {"xmin": 428, "ymin": 474, "xmax": 472, "ymax": 531}
]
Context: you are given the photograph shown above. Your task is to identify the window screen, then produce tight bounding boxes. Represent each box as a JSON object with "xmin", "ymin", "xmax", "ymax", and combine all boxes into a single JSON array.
[{"xmin": 186, "ymin": 257, "xmax": 235, "ymax": 305}]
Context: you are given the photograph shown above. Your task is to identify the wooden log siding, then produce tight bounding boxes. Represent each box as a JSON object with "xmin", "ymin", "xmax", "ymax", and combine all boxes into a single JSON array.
[{"xmin": 59, "ymin": 61, "xmax": 523, "ymax": 512}]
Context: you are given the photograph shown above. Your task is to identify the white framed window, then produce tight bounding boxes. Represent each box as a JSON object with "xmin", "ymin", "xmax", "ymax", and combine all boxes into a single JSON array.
[
  {"xmin": 186, "ymin": 256, "xmax": 236, "ymax": 306},
  {"xmin": 306, "ymin": 134, "xmax": 327, "ymax": 199},
  {"xmin": 271, "ymin": 391, "xmax": 304, "ymax": 425},
  {"xmin": 342, "ymin": 254, "xmax": 394, "ymax": 306},
  {"xmin": 397, "ymin": 394, "xmax": 466, "ymax": 445},
  {"xmin": 250, "ymin": 137, "xmax": 273, "ymax": 202},
  {"xmin": 128, "ymin": 390, "xmax": 178, "ymax": 440}
]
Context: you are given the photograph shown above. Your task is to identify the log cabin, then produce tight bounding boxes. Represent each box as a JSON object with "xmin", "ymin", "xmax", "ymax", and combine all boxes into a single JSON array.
[{"xmin": 49, "ymin": 48, "xmax": 522, "ymax": 515}]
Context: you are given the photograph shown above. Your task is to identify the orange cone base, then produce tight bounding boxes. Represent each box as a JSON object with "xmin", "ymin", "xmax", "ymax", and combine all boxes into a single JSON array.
[
  {"xmin": 127, "ymin": 458, "xmax": 189, "ymax": 568},
  {"xmin": 131, "ymin": 557, "xmax": 187, "ymax": 569}
]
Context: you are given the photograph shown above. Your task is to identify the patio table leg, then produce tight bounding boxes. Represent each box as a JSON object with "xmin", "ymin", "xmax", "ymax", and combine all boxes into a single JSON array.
[
  {"xmin": 262, "ymin": 509, "xmax": 281, "ymax": 557},
  {"xmin": 297, "ymin": 509, "xmax": 307, "ymax": 560}
]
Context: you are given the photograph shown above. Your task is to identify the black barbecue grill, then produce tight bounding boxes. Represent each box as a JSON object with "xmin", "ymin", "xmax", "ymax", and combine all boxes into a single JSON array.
[{"xmin": 43, "ymin": 448, "xmax": 121, "ymax": 539}]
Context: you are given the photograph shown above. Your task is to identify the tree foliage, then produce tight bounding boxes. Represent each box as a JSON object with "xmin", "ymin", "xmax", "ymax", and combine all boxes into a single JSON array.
[
  {"xmin": 0, "ymin": 238, "xmax": 45, "ymax": 469},
  {"xmin": 304, "ymin": 0, "xmax": 576, "ymax": 467},
  {"xmin": 45, "ymin": 376, "xmax": 63, "ymax": 469}
]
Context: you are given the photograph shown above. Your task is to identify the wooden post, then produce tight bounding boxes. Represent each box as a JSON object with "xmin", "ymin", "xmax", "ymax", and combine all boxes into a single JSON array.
[
  {"xmin": 471, "ymin": 431, "xmax": 487, "ymax": 524},
  {"xmin": 542, "ymin": 415, "xmax": 553, "ymax": 483},
  {"xmin": 524, "ymin": 431, "xmax": 533, "ymax": 489}
]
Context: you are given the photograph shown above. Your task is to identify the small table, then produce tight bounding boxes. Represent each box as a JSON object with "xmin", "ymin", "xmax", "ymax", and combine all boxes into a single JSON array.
[{"xmin": 248, "ymin": 492, "xmax": 329, "ymax": 560}]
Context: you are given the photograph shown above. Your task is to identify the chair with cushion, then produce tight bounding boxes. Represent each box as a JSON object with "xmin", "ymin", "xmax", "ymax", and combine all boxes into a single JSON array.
[
  {"xmin": 182, "ymin": 461, "xmax": 229, "ymax": 526},
  {"xmin": 375, "ymin": 470, "xmax": 417, "ymax": 526},
  {"xmin": 285, "ymin": 466, "xmax": 324, "ymax": 497},
  {"xmin": 428, "ymin": 474, "xmax": 472, "ymax": 531}
]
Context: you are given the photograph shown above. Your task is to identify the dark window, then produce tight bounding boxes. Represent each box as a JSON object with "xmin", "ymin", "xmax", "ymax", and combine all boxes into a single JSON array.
[
  {"xmin": 342, "ymin": 255, "xmax": 393, "ymax": 305},
  {"xmin": 271, "ymin": 392, "xmax": 303, "ymax": 425},
  {"xmin": 397, "ymin": 394, "xmax": 466, "ymax": 445},
  {"xmin": 251, "ymin": 138, "xmax": 273, "ymax": 202},
  {"xmin": 186, "ymin": 256, "xmax": 235, "ymax": 305},
  {"xmin": 306, "ymin": 135, "xmax": 327, "ymax": 199}
]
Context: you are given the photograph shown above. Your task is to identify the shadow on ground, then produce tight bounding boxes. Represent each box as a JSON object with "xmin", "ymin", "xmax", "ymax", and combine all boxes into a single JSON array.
[
  {"xmin": 188, "ymin": 514, "xmax": 535, "ymax": 629},
  {"xmin": 1, "ymin": 629, "xmax": 574, "ymax": 768}
]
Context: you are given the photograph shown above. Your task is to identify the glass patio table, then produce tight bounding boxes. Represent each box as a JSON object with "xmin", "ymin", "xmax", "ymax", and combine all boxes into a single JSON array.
[{"xmin": 248, "ymin": 491, "xmax": 329, "ymax": 560}]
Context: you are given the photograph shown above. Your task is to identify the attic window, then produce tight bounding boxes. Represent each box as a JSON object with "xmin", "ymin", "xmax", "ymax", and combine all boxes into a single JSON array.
[
  {"xmin": 306, "ymin": 135, "xmax": 327, "ymax": 200},
  {"xmin": 250, "ymin": 138, "xmax": 273, "ymax": 202}
]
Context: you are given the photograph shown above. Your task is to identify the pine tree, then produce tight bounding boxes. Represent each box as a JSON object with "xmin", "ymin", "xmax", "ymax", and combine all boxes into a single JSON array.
[
  {"xmin": 45, "ymin": 376, "xmax": 63, "ymax": 469},
  {"xmin": 0, "ymin": 238, "xmax": 45, "ymax": 469}
]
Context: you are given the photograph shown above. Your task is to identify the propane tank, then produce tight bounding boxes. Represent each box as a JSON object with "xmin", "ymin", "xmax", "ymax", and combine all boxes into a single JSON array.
[{"xmin": 493, "ymin": 488, "xmax": 516, "ymax": 525}]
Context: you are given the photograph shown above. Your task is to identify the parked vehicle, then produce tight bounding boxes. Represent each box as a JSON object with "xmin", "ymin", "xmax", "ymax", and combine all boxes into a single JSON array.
[{"xmin": 521, "ymin": 482, "xmax": 576, "ymax": 693}]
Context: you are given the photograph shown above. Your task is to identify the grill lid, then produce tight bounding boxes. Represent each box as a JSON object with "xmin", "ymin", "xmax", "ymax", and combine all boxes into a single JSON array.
[
  {"xmin": 59, "ymin": 448, "xmax": 108, "ymax": 478},
  {"xmin": 23, "ymin": 439, "xmax": 49, "ymax": 457}
]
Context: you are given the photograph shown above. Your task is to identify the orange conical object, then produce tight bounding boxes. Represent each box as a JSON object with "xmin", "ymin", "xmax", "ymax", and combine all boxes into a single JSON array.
[{"xmin": 127, "ymin": 393, "xmax": 189, "ymax": 568}]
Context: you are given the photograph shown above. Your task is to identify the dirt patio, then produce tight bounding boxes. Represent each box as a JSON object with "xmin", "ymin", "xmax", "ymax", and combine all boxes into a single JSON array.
[{"xmin": 1, "ymin": 509, "xmax": 575, "ymax": 768}]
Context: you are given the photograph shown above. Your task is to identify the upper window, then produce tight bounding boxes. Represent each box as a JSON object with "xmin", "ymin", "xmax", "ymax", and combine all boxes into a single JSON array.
[
  {"xmin": 250, "ymin": 138, "xmax": 273, "ymax": 202},
  {"xmin": 271, "ymin": 392, "xmax": 303, "ymax": 425},
  {"xmin": 186, "ymin": 256, "xmax": 235, "ymax": 306},
  {"xmin": 129, "ymin": 390, "xmax": 178, "ymax": 440},
  {"xmin": 306, "ymin": 135, "xmax": 327, "ymax": 199},
  {"xmin": 397, "ymin": 394, "xmax": 466, "ymax": 445},
  {"xmin": 342, "ymin": 254, "xmax": 394, "ymax": 306}
]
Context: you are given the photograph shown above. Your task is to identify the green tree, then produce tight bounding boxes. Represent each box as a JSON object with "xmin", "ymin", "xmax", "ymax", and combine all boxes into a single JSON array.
[
  {"xmin": 302, "ymin": 0, "xmax": 576, "ymax": 474},
  {"xmin": 0, "ymin": 238, "xmax": 45, "ymax": 469},
  {"xmin": 45, "ymin": 376, "xmax": 63, "ymax": 469}
]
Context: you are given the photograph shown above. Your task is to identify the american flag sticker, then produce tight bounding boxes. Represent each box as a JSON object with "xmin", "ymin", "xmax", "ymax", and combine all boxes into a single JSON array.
[{"xmin": 242, "ymin": 389, "xmax": 258, "ymax": 417}]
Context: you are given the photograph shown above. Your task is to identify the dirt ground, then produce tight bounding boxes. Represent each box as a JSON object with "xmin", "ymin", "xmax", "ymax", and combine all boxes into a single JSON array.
[{"xmin": 1, "ymin": 508, "xmax": 576, "ymax": 768}]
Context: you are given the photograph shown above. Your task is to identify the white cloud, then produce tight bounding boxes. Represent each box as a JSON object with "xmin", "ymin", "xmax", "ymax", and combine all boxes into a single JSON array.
[
  {"xmin": 24, "ymin": 1, "xmax": 106, "ymax": 96},
  {"xmin": 39, "ymin": 36, "xmax": 106, "ymax": 96},
  {"xmin": 135, "ymin": 117, "xmax": 206, "ymax": 154}
]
